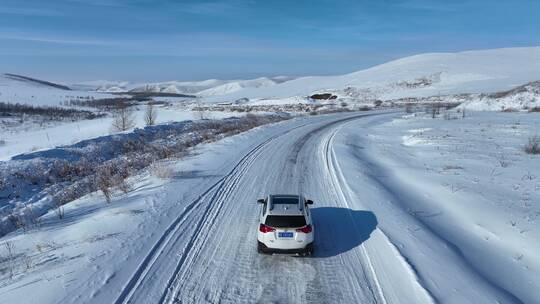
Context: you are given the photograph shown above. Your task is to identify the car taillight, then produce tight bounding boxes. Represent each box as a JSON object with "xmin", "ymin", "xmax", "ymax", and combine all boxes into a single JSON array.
[
  {"xmin": 296, "ymin": 225, "xmax": 312, "ymax": 233},
  {"xmin": 259, "ymin": 224, "xmax": 276, "ymax": 233}
]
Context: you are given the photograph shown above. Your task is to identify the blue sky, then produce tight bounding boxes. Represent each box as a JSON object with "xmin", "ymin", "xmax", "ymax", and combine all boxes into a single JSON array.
[{"xmin": 1, "ymin": 0, "xmax": 539, "ymax": 82}]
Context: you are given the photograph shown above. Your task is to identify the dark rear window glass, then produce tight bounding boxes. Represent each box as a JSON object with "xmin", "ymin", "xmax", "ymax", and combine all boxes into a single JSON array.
[
  {"xmin": 265, "ymin": 215, "xmax": 306, "ymax": 228},
  {"xmin": 272, "ymin": 197, "xmax": 299, "ymax": 205}
]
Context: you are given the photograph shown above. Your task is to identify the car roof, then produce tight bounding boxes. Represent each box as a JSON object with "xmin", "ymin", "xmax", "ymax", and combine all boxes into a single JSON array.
[{"xmin": 267, "ymin": 194, "xmax": 305, "ymax": 216}]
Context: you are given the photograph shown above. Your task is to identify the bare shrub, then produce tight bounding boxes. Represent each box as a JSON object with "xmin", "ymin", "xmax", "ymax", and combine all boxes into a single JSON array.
[
  {"xmin": 193, "ymin": 100, "xmax": 208, "ymax": 120},
  {"xmin": 528, "ymin": 107, "xmax": 540, "ymax": 112},
  {"xmin": 0, "ymin": 102, "xmax": 103, "ymax": 121},
  {"xmin": 96, "ymin": 166, "xmax": 114, "ymax": 203},
  {"xmin": 3, "ymin": 241, "xmax": 15, "ymax": 279},
  {"xmin": 144, "ymin": 103, "xmax": 158, "ymax": 126},
  {"xmin": 524, "ymin": 135, "xmax": 540, "ymax": 154},
  {"xmin": 431, "ymin": 105, "xmax": 440, "ymax": 118},
  {"xmin": 93, "ymin": 163, "xmax": 132, "ymax": 203},
  {"xmin": 25, "ymin": 204, "xmax": 40, "ymax": 228},
  {"xmin": 23, "ymin": 255, "xmax": 33, "ymax": 271},
  {"xmin": 7, "ymin": 213, "xmax": 26, "ymax": 232},
  {"xmin": 53, "ymin": 199, "xmax": 65, "ymax": 219},
  {"xmin": 111, "ymin": 106, "xmax": 135, "ymax": 132},
  {"xmin": 117, "ymin": 166, "xmax": 132, "ymax": 194},
  {"xmin": 245, "ymin": 113, "xmax": 259, "ymax": 125},
  {"xmin": 405, "ymin": 105, "xmax": 414, "ymax": 113},
  {"xmin": 497, "ymin": 154, "xmax": 510, "ymax": 168},
  {"xmin": 149, "ymin": 162, "xmax": 172, "ymax": 179}
]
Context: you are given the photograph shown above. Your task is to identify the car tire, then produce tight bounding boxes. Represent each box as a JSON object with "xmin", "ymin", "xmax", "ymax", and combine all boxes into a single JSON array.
[{"xmin": 304, "ymin": 243, "xmax": 314, "ymax": 257}]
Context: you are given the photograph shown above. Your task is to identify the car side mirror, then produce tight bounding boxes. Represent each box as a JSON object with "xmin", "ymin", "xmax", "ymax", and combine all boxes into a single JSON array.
[
  {"xmin": 305, "ymin": 199, "xmax": 314, "ymax": 205},
  {"xmin": 257, "ymin": 198, "xmax": 265, "ymax": 204}
]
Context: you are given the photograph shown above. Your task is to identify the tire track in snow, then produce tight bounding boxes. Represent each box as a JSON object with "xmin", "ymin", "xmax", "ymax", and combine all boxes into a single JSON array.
[
  {"xmin": 160, "ymin": 137, "xmax": 263, "ymax": 303},
  {"xmin": 162, "ymin": 112, "xmax": 384, "ymax": 304},
  {"xmin": 321, "ymin": 119, "xmax": 438, "ymax": 304},
  {"xmin": 114, "ymin": 122, "xmax": 310, "ymax": 304},
  {"xmin": 322, "ymin": 127, "xmax": 388, "ymax": 304}
]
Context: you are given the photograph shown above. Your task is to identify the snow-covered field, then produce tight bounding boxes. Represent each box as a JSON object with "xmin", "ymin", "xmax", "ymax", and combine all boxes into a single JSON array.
[
  {"xmin": 333, "ymin": 110, "xmax": 540, "ymax": 303},
  {"xmin": 0, "ymin": 109, "xmax": 538, "ymax": 303},
  {"xmin": 0, "ymin": 104, "xmax": 243, "ymax": 161}
]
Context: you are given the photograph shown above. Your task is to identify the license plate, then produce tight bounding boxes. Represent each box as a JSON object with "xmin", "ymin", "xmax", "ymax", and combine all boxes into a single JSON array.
[{"xmin": 278, "ymin": 232, "xmax": 294, "ymax": 238}]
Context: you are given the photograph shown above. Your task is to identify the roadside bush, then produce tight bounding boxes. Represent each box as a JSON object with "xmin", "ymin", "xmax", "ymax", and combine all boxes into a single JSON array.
[
  {"xmin": 95, "ymin": 165, "xmax": 115, "ymax": 203},
  {"xmin": 0, "ymin": 102, "xmax": 103, "ymax": 121},
  {"xmin": 149, "ymin": 162, "xmax": 173, "ymax": 179},
  {"xmin": 524, "ymin": 135, "xmax": 540, "ymax": 154}
]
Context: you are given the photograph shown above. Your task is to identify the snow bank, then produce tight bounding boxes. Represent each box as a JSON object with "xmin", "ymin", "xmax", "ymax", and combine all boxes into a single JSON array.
[{"xmin": 460, "ymin": 81, "xmax": 540, "ymax": 111}]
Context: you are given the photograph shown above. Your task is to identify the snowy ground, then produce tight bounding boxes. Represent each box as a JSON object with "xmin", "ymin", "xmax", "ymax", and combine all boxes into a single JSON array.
[
  {"xmin": 0, "ymin": 109, "xmax": 537, "ymax": 303},
  {"xmin": 333, "ymin": 110, "xmax": 540, "ymax": 303}
]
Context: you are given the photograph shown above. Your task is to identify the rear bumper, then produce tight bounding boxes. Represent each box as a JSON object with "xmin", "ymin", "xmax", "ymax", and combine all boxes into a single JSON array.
[{"xmin": 258, "ymin": 241, "xmax": 313, "ymax": 254}]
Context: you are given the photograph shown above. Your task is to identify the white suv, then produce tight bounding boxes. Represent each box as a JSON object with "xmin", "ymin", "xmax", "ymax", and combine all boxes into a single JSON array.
[{"xmin": 256, "ymin": 194, "xmax": 314, "ymax": 256}]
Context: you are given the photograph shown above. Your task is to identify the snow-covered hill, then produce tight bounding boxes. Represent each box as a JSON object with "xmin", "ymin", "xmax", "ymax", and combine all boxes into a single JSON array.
[
  {"xmin": 197, "ymin": 77, "xmax": 287, "ymax": 96},
  {"xmin": 72, "ymin": 76, "xmax": 296, "ymax": 96},
  {"xmin": 0, "ymin": 74, "xmax": 117, "ymax": 107},
  {"xmin": 3, "ymin": 47, "xmax": 539, "ymax": 109},
  {"xmin": 203, "ymin": 47, "xmax": 540, "ymax": 102}
]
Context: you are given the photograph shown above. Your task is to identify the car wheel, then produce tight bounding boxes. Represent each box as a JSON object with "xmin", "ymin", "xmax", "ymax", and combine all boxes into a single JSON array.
[{"xmin": 305, "ymin": 244, "xmax": 314, "ymax": 257}]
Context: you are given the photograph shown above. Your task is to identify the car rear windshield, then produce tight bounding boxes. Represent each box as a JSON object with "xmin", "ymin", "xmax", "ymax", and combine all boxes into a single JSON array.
[
  {"xmin": 265, "ymin": 215, "xmax": 306, "ymax": 228},
  {"xmin": 272, "ymin": 196, "xmax": 299, "ymax": 205}
]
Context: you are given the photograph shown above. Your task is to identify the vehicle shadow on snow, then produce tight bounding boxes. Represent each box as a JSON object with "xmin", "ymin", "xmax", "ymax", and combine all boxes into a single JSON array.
[{"xmin": 311, "ymin": 207, "xmax": 377, "ymax": 258}]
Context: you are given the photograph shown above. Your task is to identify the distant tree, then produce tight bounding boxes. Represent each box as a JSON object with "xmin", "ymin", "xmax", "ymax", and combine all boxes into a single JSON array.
[
  {"xmin": 194, "ymin": 98, "xmax": 207, "ymax": 120},
  {"xmin": 144, "ymin": 103, "xmax": 158, "ymax": 126},
  {"xmin": 112, "ymin": 106, "xmax": 135, "ymax": 132}
]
